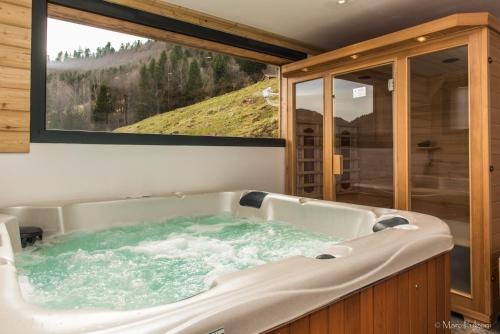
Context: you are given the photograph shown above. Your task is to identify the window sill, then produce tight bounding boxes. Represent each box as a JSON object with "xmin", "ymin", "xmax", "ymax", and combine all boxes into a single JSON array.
[{"xmin": 30, "ymin": 130, "xmax": 286, "ymax": 147}]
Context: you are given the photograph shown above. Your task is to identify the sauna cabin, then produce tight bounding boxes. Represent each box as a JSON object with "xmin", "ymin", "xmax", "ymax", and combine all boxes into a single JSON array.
[{"xmin": 283, "ymin": 13, "xmax": 500, "ymax": 324}]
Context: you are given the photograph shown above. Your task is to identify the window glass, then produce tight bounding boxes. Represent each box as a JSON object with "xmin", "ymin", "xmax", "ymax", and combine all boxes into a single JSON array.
[
  {"xmin": 294, "ymin": 79, "xmax": 324, "ymax": 199},
  {"xmin": 46, "ymin": 18, "xmax": 280, "ymax": 138},
  {"xmin": 409, "ymin": 46, "xmax": 470, "ymax": 293}
]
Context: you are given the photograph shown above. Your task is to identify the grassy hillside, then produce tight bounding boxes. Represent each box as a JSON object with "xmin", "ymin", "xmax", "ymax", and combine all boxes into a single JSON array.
[{"xmin": 114, "ymin": 78, "xmax": 279, "ymax": 137}]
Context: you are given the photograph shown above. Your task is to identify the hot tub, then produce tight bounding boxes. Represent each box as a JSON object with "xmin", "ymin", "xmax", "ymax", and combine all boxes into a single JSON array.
[{"xmin": 0, "ymin": 191, "xmax": 453, "ymax": 334}]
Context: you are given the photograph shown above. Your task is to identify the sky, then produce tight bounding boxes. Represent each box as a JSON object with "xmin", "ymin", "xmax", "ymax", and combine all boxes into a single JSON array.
[
  {"xmin": 47, "ymin": 18, "xmax": 148, "ymax": 60},
  {"xmin": 295, "ymin": 78, "xmax": 374, "ymax": 121},
  {"xmin": 295, "ymin": 79, "xmax": 324, "ymax": 115}
]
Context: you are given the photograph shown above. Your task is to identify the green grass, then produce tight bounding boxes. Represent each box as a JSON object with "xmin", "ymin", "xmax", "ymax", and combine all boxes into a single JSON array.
[{"xmin": 114, "ymin": 78, "xmax": 279, "ymax": 137}]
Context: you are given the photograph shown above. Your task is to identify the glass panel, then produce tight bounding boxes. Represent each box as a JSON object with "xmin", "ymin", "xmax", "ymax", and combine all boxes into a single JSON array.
[
  {"xmin": 46, "ymin": 18, "xmax": 280, "ymax": 138},
  {"xmin": 294, "ymin": 79, "xmax": 324, "ymax": 199},
  {"xmin": 332, "ymin": 64, "xmax": 394, "ymax": 208},
  {"xmin": 409, "ymin": 46, "xmax": 470, "ymax": 293}
]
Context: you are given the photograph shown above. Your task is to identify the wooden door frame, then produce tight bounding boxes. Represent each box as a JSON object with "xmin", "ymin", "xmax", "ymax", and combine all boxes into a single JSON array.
[{"xmin": 286, "ymin": 73, "xmax": 326, "ymax": 198}]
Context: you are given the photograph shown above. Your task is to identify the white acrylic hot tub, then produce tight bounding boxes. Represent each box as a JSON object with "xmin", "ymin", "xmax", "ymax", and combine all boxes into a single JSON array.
[{"xmin": 0, "ymin": 191, "xmax": 452, "ymax": 334}]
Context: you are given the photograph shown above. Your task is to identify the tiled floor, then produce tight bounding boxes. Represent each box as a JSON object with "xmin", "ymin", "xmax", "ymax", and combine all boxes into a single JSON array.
[{"xmin": 451, "ymin": 315, "xmax": 500, "ymax": 333}]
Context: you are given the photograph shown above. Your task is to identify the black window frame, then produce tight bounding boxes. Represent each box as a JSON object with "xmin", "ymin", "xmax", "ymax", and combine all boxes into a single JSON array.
[{"xmin": 31, "ymin": 0, "xmax": 302, "ymax": 147}]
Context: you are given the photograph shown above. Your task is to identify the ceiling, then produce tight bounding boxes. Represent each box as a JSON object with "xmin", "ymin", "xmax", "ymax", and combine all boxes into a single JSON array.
[{"xmin": 162, "ymin": 0, "xmax": 500, "ymax": 52}]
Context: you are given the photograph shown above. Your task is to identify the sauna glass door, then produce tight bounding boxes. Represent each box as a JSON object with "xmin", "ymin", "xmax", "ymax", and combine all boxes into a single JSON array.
[
  {"xmin": 294, "ymin": 78, "xmax": 324, "ymax": 199},
  {"xmin": 409, "ymin": 46, "xmax": 470, "ymax": 294},
  {"xmin": 331, "ymin": 65, "xmax": 394, "ymax": 207}
]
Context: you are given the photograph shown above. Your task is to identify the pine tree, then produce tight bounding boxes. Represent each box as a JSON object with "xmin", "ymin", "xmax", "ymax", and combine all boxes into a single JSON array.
[
  {"xmin": 93, "ymin": 84, "xmax": 113, "ymax": 127},
  {"xmin": 171, "ymin": 45, "xmax": 183, "ymax": 66},
  {"xmin": 137, "ymin": 63, "xmax": 154, "ymax": 120},
  {"xmin": 56, "ymin": 51, "xmax": 63, "ymax": 62},
  {"xmin": 186, "ymin": 60, "xmax": 202, "ymax": 102},
  {"xmin": 156, "ymin": 51, "xmax": 167, "ymax": 82},
  {"xmin": 148, "ymin": 58, "xmax": 156, "ymax": 78},
  {"xmin": 236, "ymin": 58, "xmax": 266, "ymax": 79},
  {"xmin": 212, "ymin": 54, "xmax": 228, "ymax": 84},
  {"xmin": 154, "ymin": 51, "xmax": 167, "ymax": 113}
]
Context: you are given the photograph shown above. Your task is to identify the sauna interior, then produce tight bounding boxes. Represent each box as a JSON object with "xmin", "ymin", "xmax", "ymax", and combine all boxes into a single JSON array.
[{"xmin": 1, "ymin": 0, "xmax": 500, "ymax": 332}]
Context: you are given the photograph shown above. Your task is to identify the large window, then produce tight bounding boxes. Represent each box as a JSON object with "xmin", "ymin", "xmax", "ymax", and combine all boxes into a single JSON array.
[
  {"xmin": 46, "ymin": 19, "xmax": 280, "ymax": 138},
  {"xmin": 31, "ymin": 1, "xmax": 301, "ymax": 146}
]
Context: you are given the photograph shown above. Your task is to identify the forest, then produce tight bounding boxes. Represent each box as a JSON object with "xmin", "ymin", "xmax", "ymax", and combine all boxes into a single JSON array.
[{"xmin": 46, "ymin": 38, "xmax": 279, "ymax": 136}]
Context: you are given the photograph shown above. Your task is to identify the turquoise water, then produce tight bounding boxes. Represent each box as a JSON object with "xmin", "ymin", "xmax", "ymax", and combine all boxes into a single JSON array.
[{"xmin": 15, "ymin": 214, "xmax": 340, "ymax": 311}]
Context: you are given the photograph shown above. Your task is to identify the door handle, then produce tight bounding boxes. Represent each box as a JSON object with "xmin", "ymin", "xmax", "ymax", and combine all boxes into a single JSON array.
[{"xmin": 333, "ymin": 154, "xmax": 344, "ymax": 175}]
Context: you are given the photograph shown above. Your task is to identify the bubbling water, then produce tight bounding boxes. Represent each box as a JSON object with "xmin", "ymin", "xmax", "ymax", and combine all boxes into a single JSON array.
[{"xmin": 15, "ymin": 214, "xmax": 340, "ymax": 310}]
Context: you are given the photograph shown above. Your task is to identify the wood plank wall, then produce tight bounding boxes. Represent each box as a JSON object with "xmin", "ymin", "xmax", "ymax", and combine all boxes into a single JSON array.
[
  {"xmin": 489, "ymin": 29, "xmax": 500, "ymax": 312},
  {"xmin": 266, "ymin": 254, "xmax": 450, "ymax": 334},
  {"xmin": 0, "ymin": 0, "xmax": 31, "ymax": 152}
]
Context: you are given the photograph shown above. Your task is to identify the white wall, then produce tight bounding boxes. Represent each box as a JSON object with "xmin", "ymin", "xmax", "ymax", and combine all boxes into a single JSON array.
[{"xmin": 0, "ymin": 143, "xmax": 285, "ymax": 207}]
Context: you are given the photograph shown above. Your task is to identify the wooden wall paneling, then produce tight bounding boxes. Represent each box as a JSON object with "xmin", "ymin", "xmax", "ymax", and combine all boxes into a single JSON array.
[
  {"xmin": 427, "ymin": 259, "xmax": 438, "ymax": 334},
  {"xmin": 0, "ymin": 0, "xmax": 31, "ymax": 8},
  {"xmin": 289, "ymin": 316, "xmax": 309, "ymax": 334},
  {"xmin": 409, "ymin": 261, "xmax": 428, "ymax": 334},
  {"xmin": 343, "ymin": 293, "xmax": 361, "ymax": 334},
  {"xmin": 0, "ymin": 110, "xmax": 29, "ymax": 132},
  {"xmin": 0, "ymin": 0, "xmax": 31, "ymax": 153},
  {"xmin": 0, "ymin": 66, "xmax": 30, "ymax": 90},
  {"xmin": 309, "ymin": 308, "xmax": 328, "ymax": 334},
  {"xmin": 0, "ymin": 44, "xmax": 30, "ymax": 70},
  {"xmin": 0, "ymin": 88, "xmax": 30, "ymax": 111},
  {"xmin": 373, "ymin": 283, "xmax": 386, "ymax": 334},
  {"xmin": 105, "ymin": 0, "xmax": 324, "ymax": 56},
  {"xmin": 0, "ymin": 23, "xmax": 31, "ymax": 49},
  {"xmin": 0, "ymin": 1, "xmax": 31, "ymax": 29},
  {"xmin": 269, "ymin": 326, "xmax": 290, "ymax": 334},
  {"xmin": 385, "ymin": 276, "xmax": 399, "ymax": 334},
  {"xmin": 397, "ymin": 271, "xmax": 411, "ymax": 333},
  {"xmin": 328, "ymin": 300, "xmax": 345, "ymax": 333},
  {"xmin": 266, "ymin": 254, "xmax": 450, "ymax": 334},
  {"xmin": 0, "ymin": 131, "xmax": 29, "ymax": 152},
  {"xmin": 360, "ymin": 287, "xmax": 374, "ymax": 334}
]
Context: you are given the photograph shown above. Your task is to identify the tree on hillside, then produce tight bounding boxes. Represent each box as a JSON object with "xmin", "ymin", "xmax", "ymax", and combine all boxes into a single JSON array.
[
  {"xmin": 137, "ymin": 63, "xmax": 155, "ymax": 120},
  {"xmin": 155, "ymin": 51, "xmax": 167, "ymax": 113},
  {"xmin": 186, "ymin": 60, "xmax": 203, "ymax": 102},
  {"xmin": 170, "ymin": 45, "xmax": 183, "ymax": 66},
  {"xmin": 93, "ymin": 84, "xmax": 113, "ymax": 127},
  {"xmin": 236, "ymin": 59, "xmax": 266, "ymax": 79},
  {"xmin": 56, "ymin": 51, "xmax": 63, "ymax": 62},
  {"xmin": 212, "ymin": 54, "xmax": 228, "ymax": 84},
  {"xmin": 103, "ymin": 42, "xmax": 115, "ymax": 55},
  {"xmin": 156, "ymin": 51, "xmax": 167, "ymax": 82}
]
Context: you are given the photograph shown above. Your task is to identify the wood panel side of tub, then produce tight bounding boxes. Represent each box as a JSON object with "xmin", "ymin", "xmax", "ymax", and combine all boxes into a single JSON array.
[{"xmin": 265, "ymin": 253, "xmax": 451, "ymax": 334}]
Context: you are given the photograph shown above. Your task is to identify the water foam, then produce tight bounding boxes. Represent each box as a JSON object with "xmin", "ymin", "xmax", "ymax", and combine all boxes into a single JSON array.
[{"xmin": 15, "ymin": 214, "xmax": 341, "ymax": 310}]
